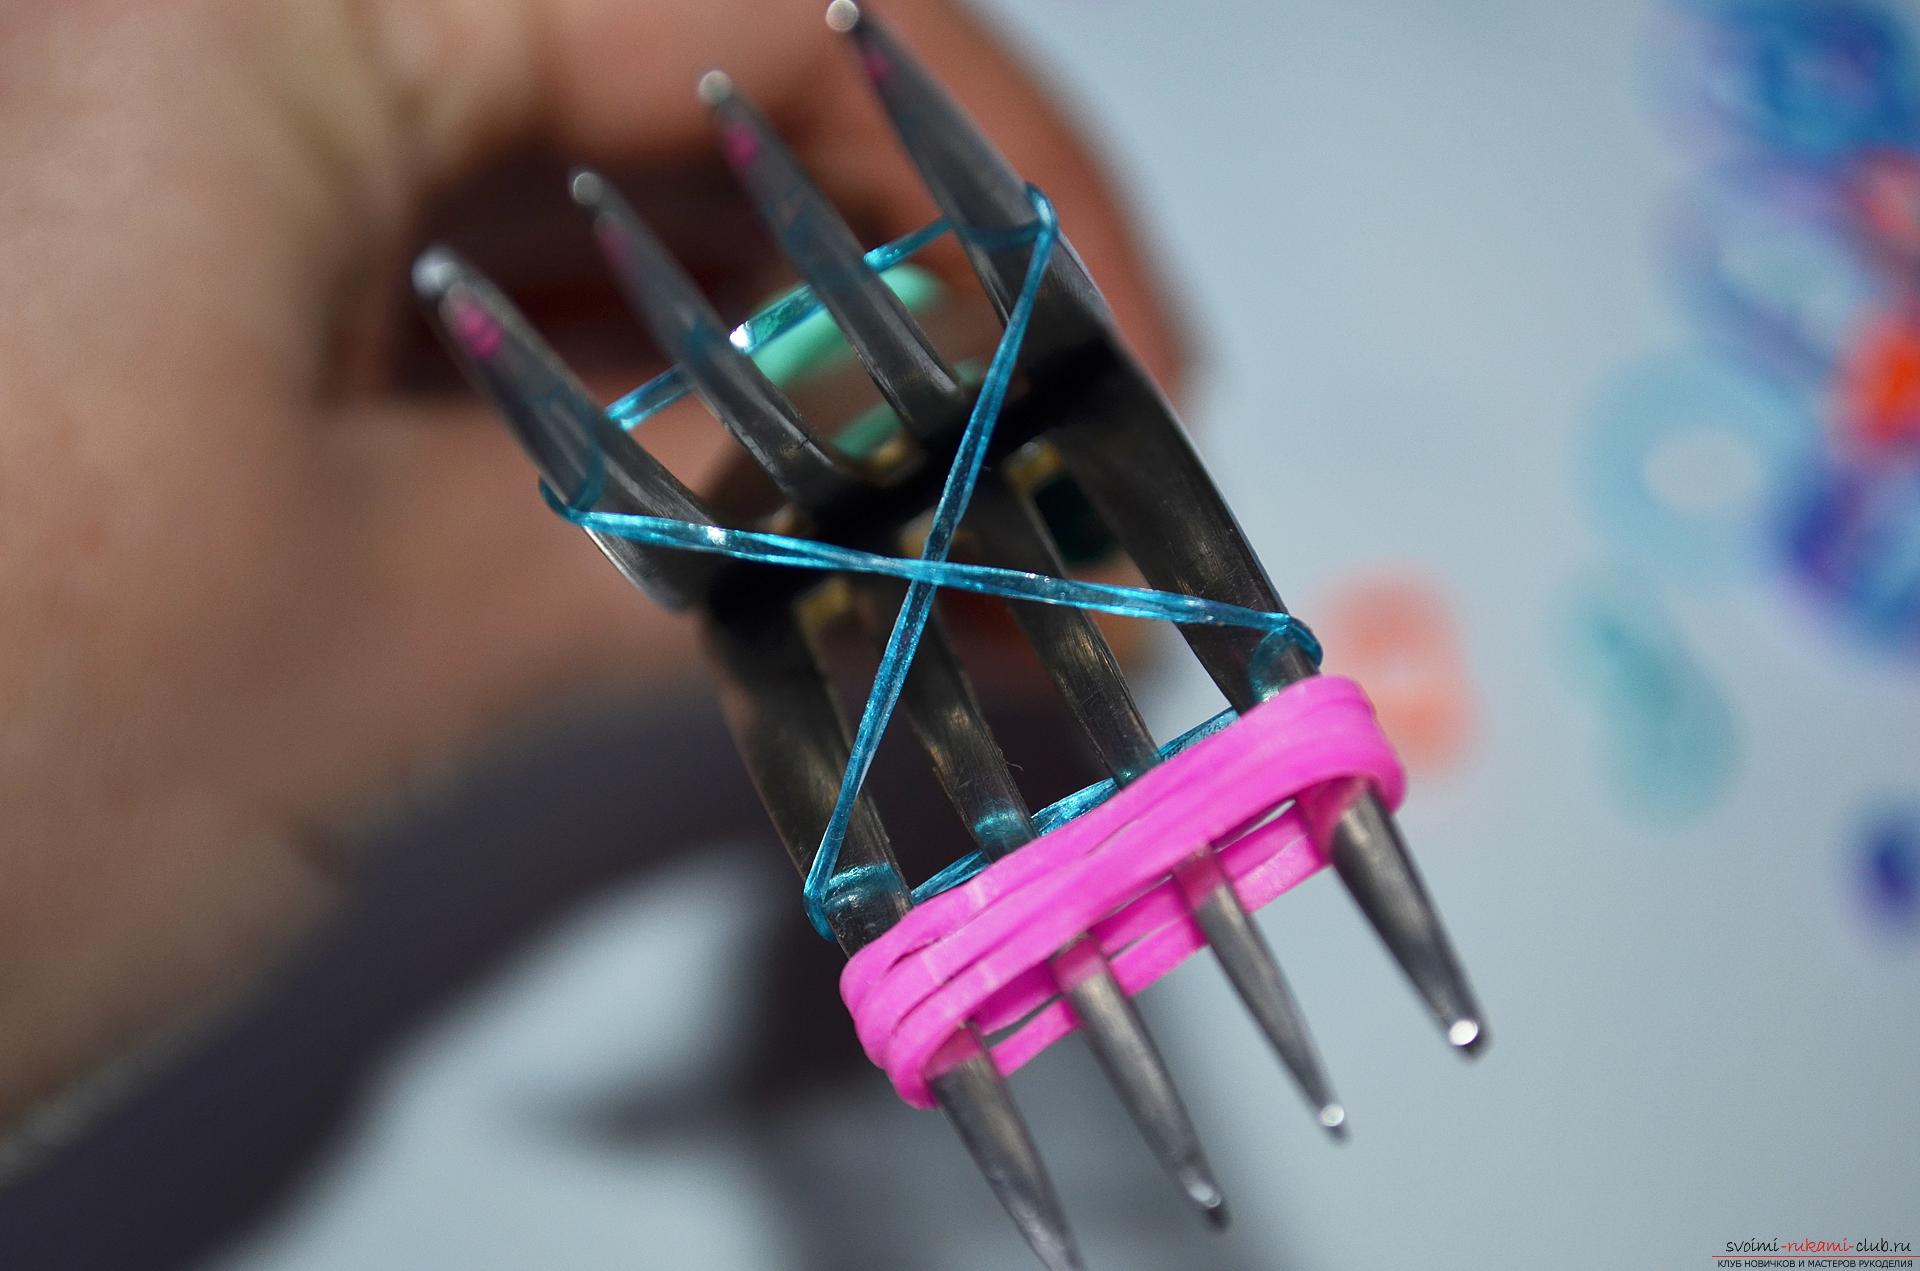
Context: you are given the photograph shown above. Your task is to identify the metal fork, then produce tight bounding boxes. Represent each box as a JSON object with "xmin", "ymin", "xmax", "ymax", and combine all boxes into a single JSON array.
[{"xmin": 414, "ymin": 4, "xmax": 1489, "ymax": 1263}]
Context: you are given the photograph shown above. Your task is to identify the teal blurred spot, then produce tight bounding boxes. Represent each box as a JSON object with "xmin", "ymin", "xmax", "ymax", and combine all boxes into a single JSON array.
[{"xmin": 1556, "ymin": 567, "xmax": 1740, "ymax": 822}]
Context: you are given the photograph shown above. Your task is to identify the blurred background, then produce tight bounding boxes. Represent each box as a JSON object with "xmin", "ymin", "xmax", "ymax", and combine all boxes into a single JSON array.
[{"xmin": 2, "ymin": 0, "xmax": 1916, "ymax": 1267}]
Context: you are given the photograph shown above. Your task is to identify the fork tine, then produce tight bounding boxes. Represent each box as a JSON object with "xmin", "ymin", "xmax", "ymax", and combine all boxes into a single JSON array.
[
  {"xmin": 925, "ymin": 1037, "xmax": 1088, "ymax": 1271},
  {"xmin": 1319, "ymin": 782, "xmax": 1489, "ymax": 1054},
  {"xmin": 825, "ymin": 0, "xmax": 1291, "ymax": 694},
  {"xmin": 703, "ymin": 609, "xmax": 1082, "ymax": 1270},
  {"xmin": 829, "ymin": 0, "xmax": 1027, "ymax": 230},
  {"xmin": 1175, "ymin": 854, "xmax": 1347, "ymax": 1133},
  {"xmin": 832, "ymin": 1, "xmax": 1489, "ymax": 1054},
  {"xmin": 827, "ymin": 2, "xmax": 1047, "ymax": 315},
  {"xmin": 847, "ymin": 579, "xmax": 1230, "ymax": 1223},
  {"xmin": 411, "ymin": 247, "xmax": 718, "ymax": 609},
  {"xmin": 701, "ymin": 71, "xmax": 969, "ymax": 434},
  {"xmin": 959, "ymin": 481, "xmax": 1347, "ymax": 1130},
  {"xmin": 570, "ymin": 170, "xmax": 858, "ymax": 510},
  {"xmin": 1050, "ymin": 375, "xmax": 1491, "ymax": 1055}
]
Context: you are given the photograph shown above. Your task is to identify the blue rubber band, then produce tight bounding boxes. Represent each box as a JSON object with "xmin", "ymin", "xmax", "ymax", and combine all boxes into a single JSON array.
[{"xmin": 548, "ymin": 186, "xmax": 1317, "ymax": 937}]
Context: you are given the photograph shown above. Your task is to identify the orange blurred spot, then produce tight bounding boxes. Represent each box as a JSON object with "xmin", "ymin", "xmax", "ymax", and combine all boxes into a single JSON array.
[
  {"xmin": 1836, "ymin": 309, "xmax": 1920, "ymax": 452},
  {"xmin": 1313, "ymin": 572, "xmax": 1474, "ymax": 775}
]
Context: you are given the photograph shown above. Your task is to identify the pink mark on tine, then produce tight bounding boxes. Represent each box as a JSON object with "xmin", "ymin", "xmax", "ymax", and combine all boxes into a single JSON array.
[
  {"xmin": 861, "ymin": 46, "xmax": 891, "ymax": 85},
  {"xmin": 840, "ymin": 675, "xmax": 1406, "ymax": 1108},
  {"xmin": 595, "ymin": 223, "xmax": 632, "ymax": 273},
  {"xmin": 721, "ymin": 122, "xmax": 760, "ymax": 169},
  {"xmin": 448, "ymin": 294, "xmax": 504, "ymax": 361}
]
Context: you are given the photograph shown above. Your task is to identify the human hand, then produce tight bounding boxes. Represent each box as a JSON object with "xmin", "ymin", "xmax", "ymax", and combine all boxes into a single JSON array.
[{"xmin": 0, "ymin": 0, "xmax": 1181, "ymax": 1126}]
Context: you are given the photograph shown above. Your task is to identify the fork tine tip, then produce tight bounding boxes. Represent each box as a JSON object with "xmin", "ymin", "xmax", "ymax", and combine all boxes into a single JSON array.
[
  {"xmin": 411, "ymin": 249, "xmax": 457, "ymax": 300},
  {"xmin": 1448, "ymin": 1017, "xmax": 1488, "ymax": 1055},
  {"xmin": 567, "ymin": 168, "xmax": 607, "ymax": 208},
  {"xmin": 825, "ymin": 0, "xmax": 861, "ymax": 33}
]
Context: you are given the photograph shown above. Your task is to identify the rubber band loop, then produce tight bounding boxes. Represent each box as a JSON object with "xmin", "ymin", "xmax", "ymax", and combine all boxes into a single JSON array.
[
  {"xmin": 546, "ymin": 488, "xmax": 1319, "ymax": 647},
  {"xmin": 840, "ymin": 675, "xmax": 1403, "ymax": 1108},
  {"xmin": 546, "ymin": 184, "xmax": 1323, "ymax": 937}
]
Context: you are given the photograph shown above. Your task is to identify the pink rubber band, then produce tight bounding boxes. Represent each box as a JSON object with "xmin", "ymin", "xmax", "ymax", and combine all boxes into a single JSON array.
[{"xmin": 840, "ymin": 675, "xmax": 1406, "ymax": 1107}]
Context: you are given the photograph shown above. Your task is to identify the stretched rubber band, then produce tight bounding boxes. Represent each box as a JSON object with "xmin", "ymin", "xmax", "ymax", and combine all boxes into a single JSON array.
[
  {"xmin": 840, "ymin": 675, "xmax": 1403, "ymax": 1108},
  {"xmin": 548, "ymin": 488, "xmax": 1316, "ymax": 644},
  {"xmin": 547, "ymin": 184, "xmax": 1324, "ymax": 937},
  {"xmin": 801, "ymin": 190, "xmax": 1060, "ymax": 939}
]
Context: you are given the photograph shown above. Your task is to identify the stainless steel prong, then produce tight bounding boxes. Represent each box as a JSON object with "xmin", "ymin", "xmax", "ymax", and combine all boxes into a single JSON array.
[
  {"xmin": 1044, "ymin": 936, "xmax": 1230, "ymax": 1225},
  {"xmin": 1174, "ymin": 854, "xmax": 1347, "ymax": 1134},
  {"xmin": 1317, "ymin": 777, "xmax": 1489, "ymax": 1055},
  {"xmin": 1076, "ymin": 388, "xmax": 1490, "ymax": 1053},
  {"xmin": 702, "ymin": 609, "xmax": 1083, "ymax": 1270},
  {"xmin": 926, "ymin": 1032, "xmax": 1087, "ymax": 1271},
  {"xmin": 831, "ymin": 2, "xmax": 1025, "ymax": 228},
  {"xmin": 851, "ymin": 580, "xmax": 1229, "ymax": 1223},
  {"xmin": 411, "ymin": 247, "xmax": 718, "ymax": 609},
  {"xmin": 569, "ymin": 169, "xmax": 858, "ymax": 510},
  {"xmin": 832, "ymin": 3, "xmax": 1489, "ymax": 1052},
  {"xmin": 959, "ymin": 481, "xmax": 1347, "ymax": 1130},
  {"xmin": 829, "ymin": 3, "xmax": 1056, "ymax": 312}
]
